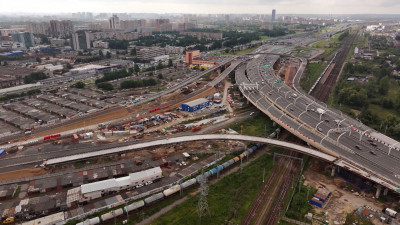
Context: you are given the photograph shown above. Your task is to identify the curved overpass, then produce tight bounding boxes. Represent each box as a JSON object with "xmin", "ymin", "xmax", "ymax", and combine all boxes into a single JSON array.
[
  {"xmin": 44, "ymin": 134, "xmax": 337, "ymax": 166},
  {"xmin": 236, "ymin": 52, "xmax": 400, "ymax": 192}
]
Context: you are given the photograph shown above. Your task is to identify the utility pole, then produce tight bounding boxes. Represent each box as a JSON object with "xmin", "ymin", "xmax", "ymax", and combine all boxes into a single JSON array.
[
  {"xmin": 263, "ymin": 168, "xmax": 265, "ymax": 183},
  {"xmin": 197, "ymin": 171, "xmax": 210, "ymax": 222}
]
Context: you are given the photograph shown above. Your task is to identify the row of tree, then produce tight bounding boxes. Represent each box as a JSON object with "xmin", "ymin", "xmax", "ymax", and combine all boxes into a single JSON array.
[
  {"xmin": 24, "ymin": 72, "xmax": 48, "ymax": 84},
  {"xmin": 0, "ymin": 89, "xmax": 41, "ymax": 102},
  {"xmin": 120, "ymin": 78, "xmax": 159, "ymax": 89},
  {"xmin": 95, "ymin": 69, "xmax": 132, "ymax": 84}
]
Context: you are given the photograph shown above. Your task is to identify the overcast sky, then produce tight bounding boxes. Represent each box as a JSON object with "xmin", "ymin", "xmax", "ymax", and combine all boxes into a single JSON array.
[{"xmin": 2, "ymin": 0, "xmax": 400, "ymax": 14}]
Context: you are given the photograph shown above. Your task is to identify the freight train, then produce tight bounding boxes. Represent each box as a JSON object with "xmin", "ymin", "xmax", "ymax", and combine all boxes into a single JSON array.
[{"xmin": 76, "ymin": 144, "xmax": 263, "ymax": 225}]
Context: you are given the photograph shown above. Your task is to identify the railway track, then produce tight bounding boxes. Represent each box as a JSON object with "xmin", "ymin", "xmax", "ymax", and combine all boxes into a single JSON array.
[
  {"xmin": 263, "ymin": 157, "xmax": 300, "ymax": 225},
  {"xmin": 315, "ymin": 30, "xmax": 359, "ymax": 102},
  {"xmin": 242, "ymin": 152, "xmax": 301, "ymax": 225}
]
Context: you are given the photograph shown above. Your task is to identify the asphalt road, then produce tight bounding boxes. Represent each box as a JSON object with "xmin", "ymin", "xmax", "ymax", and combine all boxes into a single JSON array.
[{"xmin": 236, "ymin": 52, "xmax": 400, "ymax": 189}]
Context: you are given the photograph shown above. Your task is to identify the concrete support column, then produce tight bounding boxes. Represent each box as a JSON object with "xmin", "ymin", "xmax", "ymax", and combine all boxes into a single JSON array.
[
  {"xmin": 331, "ymin": 166, "xmax": 336, "ymax": 177},
  {"xmin": 375, "ymin": 185, "xmax": 382, "ymax": 199},
  {"xmin": 383, "ymin": 188, "xmax": 389, "ymax": 196}
]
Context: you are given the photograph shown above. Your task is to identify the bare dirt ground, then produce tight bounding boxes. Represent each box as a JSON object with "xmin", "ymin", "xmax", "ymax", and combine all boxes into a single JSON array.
[
  {"xmin": 10, "ymin": 84, "xmax": 216, "ymax": 144},
  {"xmin": 0, "ymin": 168, "xmax": 48, "ymax": 182},
  {"xmin": 303, "ymin": 168, "xmax": 385, "ymax": 225}
]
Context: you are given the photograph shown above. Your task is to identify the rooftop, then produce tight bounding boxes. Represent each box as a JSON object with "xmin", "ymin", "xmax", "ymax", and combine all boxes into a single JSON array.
[{"xmin": 183, "ymin": 98, "xmax": 209, "ymax": 107}]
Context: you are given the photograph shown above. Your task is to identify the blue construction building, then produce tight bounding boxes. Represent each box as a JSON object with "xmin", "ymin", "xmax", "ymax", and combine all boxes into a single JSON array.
[{"xmin": 181, "ymin": 98, "xmax": 210, "ymax": 112}]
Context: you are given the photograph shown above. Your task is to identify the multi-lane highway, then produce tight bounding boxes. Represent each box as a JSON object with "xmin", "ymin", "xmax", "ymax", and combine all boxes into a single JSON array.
[{"xmin": 236, "ymin": 52, "xmax": 400, "ymax": 192}]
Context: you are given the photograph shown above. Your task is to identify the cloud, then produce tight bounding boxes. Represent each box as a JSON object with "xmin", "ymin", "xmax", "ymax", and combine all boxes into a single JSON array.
[{"xmin": 1, "ymin": 0, "xmax": 400, "ymax": 14}]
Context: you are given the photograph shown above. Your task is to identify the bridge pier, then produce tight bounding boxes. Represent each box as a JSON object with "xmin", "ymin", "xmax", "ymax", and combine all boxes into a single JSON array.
[
  {"xmin": 375, "ymin": 185, "xmax": 382, "ymax": 199},
  {"xmin": 331, "ymin": 166, "xmax": 336, "ymax": 177},
  {"xmin": 383, "ymin": 188, "xmax": 389, "ymax": 196}
]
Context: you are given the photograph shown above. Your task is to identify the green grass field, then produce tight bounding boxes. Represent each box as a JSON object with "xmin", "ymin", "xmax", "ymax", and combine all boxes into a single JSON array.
[
  {"xmin": 283, "ymin": 183, "xmax": 316, "ymax": 221},
  {"xmin": 300, "ymin": 62, "xmax": 326, "ymax": 92},
  {"xmin": 152, "ymin": 153, "xmax": 276, "ymax": 225},
  {"xmin": 228, "ymin": 113, "xmax": 275, "ymax": 136}
]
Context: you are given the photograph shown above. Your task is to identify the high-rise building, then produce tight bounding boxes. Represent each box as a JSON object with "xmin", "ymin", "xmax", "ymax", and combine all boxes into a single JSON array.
[
  {"xmin": 50, "ymin": 20, "xmax": 74, "ymax": 37},
  {"xmin": 271, "ymin": 9, "xmax": 276, "ymax": 22},
  {"xmin": 27, "ymin": 22, "xmax": 51, "ymax": 36},
  {"xmin": 11, "ymin": 32, "xmax": 35, "ymax": 49},
  {"xmin": 109, "ymin": 15, "xmax": 120, "ymax": 29},
  {"xmin": 72, "ymin": 31, "xmax": 90, "ymax": 50}
]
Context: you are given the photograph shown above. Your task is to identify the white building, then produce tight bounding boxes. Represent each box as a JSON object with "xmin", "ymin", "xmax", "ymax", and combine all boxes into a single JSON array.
[{"xmin": 79, "ymin": 167, "xmax": 162, "ymax": 200}]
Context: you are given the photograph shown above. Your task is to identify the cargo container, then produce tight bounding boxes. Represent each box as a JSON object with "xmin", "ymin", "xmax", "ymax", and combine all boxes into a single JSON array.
[
  {"xmin": 113, "ymin": 208, "xmax": 123, "ymax": 217},
  {"xmin": 77, "ymin": 217, "xmax": 101, "ymax": 225},
  {"xmin": 222, "ymin": 159, "xmax": 235, "ymax": 169},
  {"xmin": 144, "ymin": 193, "xmax": 164, "ymax": 205},
  {"xmin": 191, "ymin": 126, "xmax": 202, "ymax": 132},
  {"xmin": 43, "ymin": 135, "xmax": 51, "ymax": 140},
  {"xmin": 309, "ymin": 197, "xmax": 323, "ymax": 208},
  {"xmin": 0, "ymin": 149, "xmax": 5, "ymax": 157},
  {"xmin": 209, "ymin": 168, "xmax": 217, "ymax": 175},
  {"xmin": 124, "ymin": 200, "xmax": 145, "ymax": 212},
  {"xmin": 50, "ymin": 134, "xmax": 61, "ymax": 138},
  {"xmin": 163, "ymin": 185, "xmax": 181, "ymax": 197},
  {"xmin": 216, "ymin": 165, "xmax": 223, "ymax": 173},
  {"xmin": 180, "ymin": 178, "xmax": 196, "ymax": 189},
  {"xmin": 100, "ymin": 212, "xmax": 114, "ymax": 222},
  {"xmin": 162, "ymin": 104, "xmax": 172, "ymax": 109},
  {"xmin": 233, "ymin": 156, "xmax": 240, "ymax": 162}
]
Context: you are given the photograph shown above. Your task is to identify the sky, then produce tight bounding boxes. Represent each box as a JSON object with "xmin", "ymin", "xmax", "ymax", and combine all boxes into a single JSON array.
[{"xmin": 1, "ymin": 0, "xmax": 400, "ymax": 15}]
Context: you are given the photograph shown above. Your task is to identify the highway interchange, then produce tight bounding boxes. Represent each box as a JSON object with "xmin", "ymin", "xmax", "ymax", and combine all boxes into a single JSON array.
[
  {"xmin": 236, "ymin": 50, "xmax": 400, "ymax": 191},
  {"xmin": 3, "ymin": 24, "xmax": 399, "ymax": 194}
]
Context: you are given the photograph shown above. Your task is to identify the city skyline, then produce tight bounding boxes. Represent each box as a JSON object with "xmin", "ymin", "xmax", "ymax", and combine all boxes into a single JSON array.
[{"xmin": 1, "ymin": 0, "xmax": 400, "ymax": 15}]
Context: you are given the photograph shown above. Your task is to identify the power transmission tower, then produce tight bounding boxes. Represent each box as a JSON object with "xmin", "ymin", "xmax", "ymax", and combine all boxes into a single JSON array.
[{"xmin": 197, "ymin": 172, "xmax": 210, "ymax": 222}]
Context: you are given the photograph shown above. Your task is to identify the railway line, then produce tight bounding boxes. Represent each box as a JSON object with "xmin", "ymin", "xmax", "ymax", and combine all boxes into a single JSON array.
[
  {"xmin": 315, "ymin": 30, "xmax": 359, "ymax": 102},
  {"xmin": 263, "ymin": 155, "xmax": 300, "ymax": 225},
  {"xmin": 242, "ymin": 152, "xmax": 301, "ymax": 225}
]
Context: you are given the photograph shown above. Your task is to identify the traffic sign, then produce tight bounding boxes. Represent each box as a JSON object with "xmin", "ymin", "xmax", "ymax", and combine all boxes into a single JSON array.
[
  {"xmin": 264, "ymin": 65, "xmax": 271, "ymax": 68},
  {"xmin": 276, "ymin": 80, "xmax": 282, "ymax": 84}
]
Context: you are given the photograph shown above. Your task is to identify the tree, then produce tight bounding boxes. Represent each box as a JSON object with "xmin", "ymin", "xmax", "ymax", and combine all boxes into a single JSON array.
[
  {"xmin": 379, "ymin": 76, "xmax": 390, "ymax": 95},
  {"xmin": 97, "ymin": 82, "xmax": 114, "ymax": 91},
  {"xmin": 106, "ymin": 51, "xmax": 111, "ymax": 59},
  {"xmin": 24, "ymin": 72, "xmax": 47, "ymax": 84},
  {"xmin": 158, "ymin": 74, "xmax": 163, "ymax": 79},
  {"xmin": 66, "ymin": 63, "xmax": 73, "ymax": 69},
  {"xmin": 77, "ymin": 51, "xmax": 83, "ymax": 56},
  {"xmin": 36, "ymin": 57, "xmax": 41, "ymax": 63},
  {"xmin": 157, "ymin": 61, "xmax": 163, "ymax": 70},
  {"xmin": 128, "ymin": 68, "xmax": 134, "ymax": 74},
  {"xmin": 168, "ymin": 59, "xmax": 173, "ymax": 67},
  {"xmin": 130, "ymin": 49, "xmax": 137, "ymax": 56},
  {"xmin": 134, "ymin": 64, "xmax": 140, "ymax": 73},
  {"xmin": 99, "ymin": 50, "xmax": 104, "ymax": 57},
  {"xmin": 74, "ymin": 81, "xmax": 85, "ymax": 89}
]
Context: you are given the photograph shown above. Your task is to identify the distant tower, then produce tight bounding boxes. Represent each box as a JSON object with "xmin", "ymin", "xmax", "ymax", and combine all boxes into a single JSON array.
[
  {"xmin": 271, "ymin": 9, "xmax": 276, "ymax": 23},
  {"xmin": 197, "ymin": 173, "xmax": 210, "ymax": 220},
  {"xmin": 109, "ymin": 15, "xmax": 120, "ymax": 29}
]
